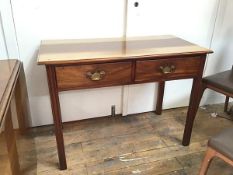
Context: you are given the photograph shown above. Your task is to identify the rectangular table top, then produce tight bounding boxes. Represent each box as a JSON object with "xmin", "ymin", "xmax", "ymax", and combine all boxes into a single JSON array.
[
  {"xmin": 0, "ymin": 59, "xmax": 20, "ymax": 127},
  {"xmin": 37, "ymin": 35, "xmax": 213, "ymax": 65}
]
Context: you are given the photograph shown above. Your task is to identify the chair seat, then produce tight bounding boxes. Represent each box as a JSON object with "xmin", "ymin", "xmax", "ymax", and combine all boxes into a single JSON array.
[
  {"xmin": 208, "ymin": 128, "xmax": 233, "ymax": 160},
  {"xmin": 203, "ymin": 70, "xmax": 233, "ymax": 95}
]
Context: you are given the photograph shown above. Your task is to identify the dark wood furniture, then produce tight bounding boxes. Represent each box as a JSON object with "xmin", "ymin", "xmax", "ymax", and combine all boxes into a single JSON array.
[
  {"xmin": 195, "ymin": 66, "xmax": 233, "ymax": 119},
  {"xmin": 199, "ymin": 128, "xmax": 233, "ymax": 175},
  {"xmin": 0, "ymin": 59, "xmax": 30, "ymax": 175},
  {"xmin": 37, "ymin": 35, "xmax": 213, "ymax": 170}
]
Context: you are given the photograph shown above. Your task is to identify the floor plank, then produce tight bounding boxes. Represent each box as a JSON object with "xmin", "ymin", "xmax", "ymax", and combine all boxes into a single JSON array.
[{"xmin": 1, "ymin": 103, "xmax": 233, "ymax": 174}]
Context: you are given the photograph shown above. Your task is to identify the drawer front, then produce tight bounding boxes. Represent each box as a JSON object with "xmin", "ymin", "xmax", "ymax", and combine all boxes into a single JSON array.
[
  {"xmin": 135, "ymin": 57, "xmax": 202, "ymax": 82},
  {"xmin": 56, "ymin": 62, "xmax": 132, "ymax": 90}
]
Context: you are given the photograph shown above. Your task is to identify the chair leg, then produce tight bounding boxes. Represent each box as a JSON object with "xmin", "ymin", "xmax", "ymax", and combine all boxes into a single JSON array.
[
  {"xmin": 199, "ymin": 147, "xmax": 216, "ymax": 175},
  {"xmin": 224, "ymin": 96, "xmax": 229, "ymax": 113}
]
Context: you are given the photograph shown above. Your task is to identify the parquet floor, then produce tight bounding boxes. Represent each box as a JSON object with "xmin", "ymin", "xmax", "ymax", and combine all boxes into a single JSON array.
[{"xmin": 14, "ymin": 104, "xmax": 233, "ymax": 174}]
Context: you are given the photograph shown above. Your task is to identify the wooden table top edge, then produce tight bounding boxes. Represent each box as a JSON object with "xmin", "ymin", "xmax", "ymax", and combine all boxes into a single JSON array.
[
  {"xmin": 37, "ymin": 51, "xmax": 213, "ymax": 65},
  {"xmin": 37, "ymin": 35, "xmax": 213, "ymax": 65}
]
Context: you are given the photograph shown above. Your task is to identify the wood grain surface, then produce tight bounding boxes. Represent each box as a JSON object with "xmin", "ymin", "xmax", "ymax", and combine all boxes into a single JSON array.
[
  {"xmin": 0, "ymin": 60, "xmax": 20, "ymax": 128},
  {"xmin": 4, "ymin": 109, "xmax": 21, "ymax": 175},
  {"xmin": 0, "ymin": 59, "xmax": 31, "ymax": 174},
  {"xmin": 39, "ymin": 36, "xmax": 213, "ymax": 170},
  {"xmin": 37, "ymin": 35, "xmax": 213, "ymax": 65},
  {"xmin": 26, "ymin": 104, "xmax": 233, "ymax": 174},
  {"xmin": 135, "ymin": 56, "xmax": 202, "ymax": 82},
  {"xmin": 56, "ymin": 62, "xmax": 132, "ymax": 91}
]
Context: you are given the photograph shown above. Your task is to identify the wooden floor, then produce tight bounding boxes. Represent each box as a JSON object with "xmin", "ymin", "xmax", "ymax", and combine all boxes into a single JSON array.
[{"xmin": 9, "ymin": 104, "xmax": 233, "ymax": 174}]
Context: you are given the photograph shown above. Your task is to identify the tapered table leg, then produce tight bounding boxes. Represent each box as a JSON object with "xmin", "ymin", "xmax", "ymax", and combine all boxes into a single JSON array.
[
  {"xmin": 182, "ymin": 77, "xmax": 204, "ymax": 146},
  {"xmin": 155, "ymin": 81, "xmax": 165, "ymax": 115},
  {"xmin": 46, "ymin": 66, "xmax": 67, "ymax": 170}
]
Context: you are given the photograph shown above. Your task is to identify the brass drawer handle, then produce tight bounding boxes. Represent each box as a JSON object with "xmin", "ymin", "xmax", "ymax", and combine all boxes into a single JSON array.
[
  {"xmin": 86, "ymin": 70, "xmax": 106, "ymax": 81},
  {"xmin": 160, "ymin": 65, "xmax": 176, "ymax": 74}
]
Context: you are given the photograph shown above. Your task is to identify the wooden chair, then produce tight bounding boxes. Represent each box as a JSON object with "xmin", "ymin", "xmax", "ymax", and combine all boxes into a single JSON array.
[
  {"xmin": 199, "ymin": 128, "xmax": 233, "ymax": 175},
  {"xmin": 199, "ymin": 66, "xmax": 233, "ymax": 115},
  {"xmin": 199, "ymin": 67, "xmax": 233, "ymax": 174}
]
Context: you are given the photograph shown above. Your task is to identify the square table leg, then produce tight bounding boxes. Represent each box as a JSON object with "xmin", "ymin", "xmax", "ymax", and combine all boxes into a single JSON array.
[
  {"xmin": 182, "ymin": 56, "xmax": 207, "ymax": 146},
  {"xmin": 182, "ymin": 75, "xmax": 207, "ymax": 146},
  {"xmin": 46, "ymin": 65, "xmax": 67, "ymax": 170},
  {"xmin": 155, "ymin": 81, "xmax": 165, "ymax": 115}
]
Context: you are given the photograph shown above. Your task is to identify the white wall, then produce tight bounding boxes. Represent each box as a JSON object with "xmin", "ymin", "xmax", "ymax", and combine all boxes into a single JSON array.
[
  {"xmin": 2, "ymin": 0, "xmax": 231, "ymax": 127},
  {"xmin": 11, "ymin": 0, "xmax": 126, "ymax": 126},
  {"xmin": 0, "ymin": 19, "xmax": 8, "ymax": 59},
  {"xmin": 126, "ymin": 0, "xmax": 219, "ymax": 113},
  {"xmin": 0, "ymin": 0, "xmax": 19, "ymax": 59},
  {"xmin": 202, "ymin": 0, "xmax": 233, "ymax": 104}
]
